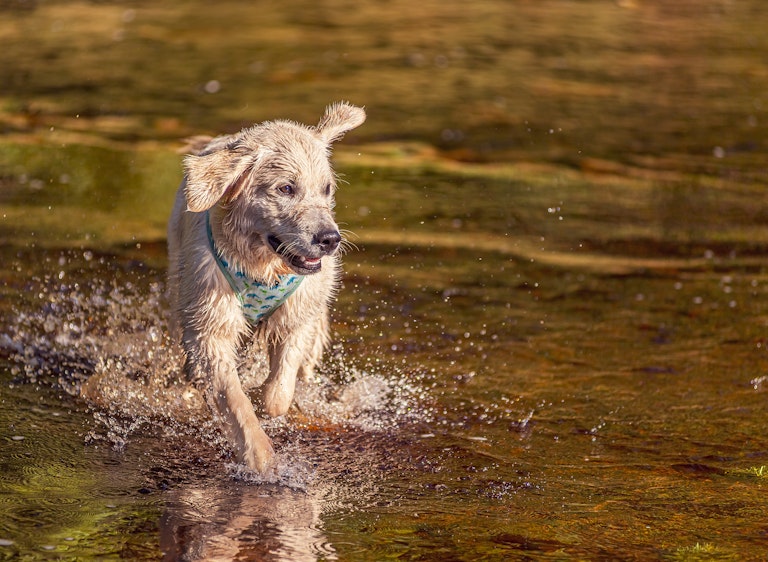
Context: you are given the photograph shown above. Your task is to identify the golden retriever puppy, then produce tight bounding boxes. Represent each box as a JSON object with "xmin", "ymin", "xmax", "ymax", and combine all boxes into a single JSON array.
[{"xmin": 167, "ymin": 102, "xmax": 365, "ymax": 472}]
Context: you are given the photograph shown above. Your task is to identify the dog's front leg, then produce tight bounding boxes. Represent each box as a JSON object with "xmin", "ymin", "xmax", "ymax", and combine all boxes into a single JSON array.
[
  {"xmin": 212, "ymin": 358, "xmax": 276, "ymax": 473},
  {"xmin": 261, "ymin": 323, "xmax": 317, "ymax": 418},
  {"xmin": 187, "ymin": 336, "xmax": 275, "ymax": 473}
]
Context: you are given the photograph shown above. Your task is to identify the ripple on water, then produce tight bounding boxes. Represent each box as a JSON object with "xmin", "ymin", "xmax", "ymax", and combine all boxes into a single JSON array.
[{"xmin": 159, "ymin": 476, "xmax": 339, "ymax": 561}]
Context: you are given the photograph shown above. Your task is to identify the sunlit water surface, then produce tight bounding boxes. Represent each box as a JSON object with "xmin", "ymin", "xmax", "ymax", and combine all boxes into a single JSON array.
[
  {"xmin": 3, "ymin": 231, "xmax": 768, "ymax": 560},
  {"xmin": 3, "ymin": 0, "xmax": 768, "ymax": 560}
]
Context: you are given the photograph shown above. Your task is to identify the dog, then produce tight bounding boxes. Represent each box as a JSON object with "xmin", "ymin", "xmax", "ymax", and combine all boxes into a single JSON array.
[{"xmin": 167, "ymin": 102, "xmax": 366, "ymax": 473}]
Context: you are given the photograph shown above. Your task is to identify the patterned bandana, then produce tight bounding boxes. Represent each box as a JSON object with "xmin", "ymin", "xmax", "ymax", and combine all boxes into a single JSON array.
[{"xmin": 206, "ymin": 211, "xmax": 304, "ymax": 325}]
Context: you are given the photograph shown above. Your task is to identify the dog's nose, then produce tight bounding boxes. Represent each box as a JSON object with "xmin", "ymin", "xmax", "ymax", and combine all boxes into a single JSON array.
[{"xmin": 314, "ymin": 230, "xmax": 341, "ymax": 254}]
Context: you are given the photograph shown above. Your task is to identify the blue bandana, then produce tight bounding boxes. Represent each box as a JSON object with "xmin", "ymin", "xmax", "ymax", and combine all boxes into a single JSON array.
[{"xmin": 206, "ymin": 212, "xmax": 303, "ymax": 325}]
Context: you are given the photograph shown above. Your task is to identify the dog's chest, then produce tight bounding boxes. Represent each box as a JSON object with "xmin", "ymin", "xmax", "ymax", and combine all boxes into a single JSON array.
[{"xmin": 228, "ymin": 271, "xmax": 303, "ymax": 325}]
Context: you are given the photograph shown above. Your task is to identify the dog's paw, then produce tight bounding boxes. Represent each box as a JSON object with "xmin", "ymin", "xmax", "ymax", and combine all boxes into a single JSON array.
[
  {"xmin": 240, "ymin": 427, "xmax": 276, "ymax": 474},
  {"xmin": 260, "ymin": 379, "xmax": 296, "ymax": 418}
]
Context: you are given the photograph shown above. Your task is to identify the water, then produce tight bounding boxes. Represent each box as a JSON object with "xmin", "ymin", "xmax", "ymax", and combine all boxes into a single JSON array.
[
  {"xmin": 0, "ymin": 258, "xmax": 432, "ymax": 559},
  {"xmin": 3, "ymin": 0, "xmax": 768, "ymax": 560}
]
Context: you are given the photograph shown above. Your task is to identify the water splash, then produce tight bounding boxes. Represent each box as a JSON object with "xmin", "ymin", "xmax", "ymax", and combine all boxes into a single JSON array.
[
  {"xmin": 226, "ymin": 445, "xmax": 316, "ymax": 491},
  {"xmin": 1, "ymin": 270, "xmax": 179, "ymax": 394},
  {"xmin": 0, "ymin": 260, "xmax": 433, "ymax": 484}
]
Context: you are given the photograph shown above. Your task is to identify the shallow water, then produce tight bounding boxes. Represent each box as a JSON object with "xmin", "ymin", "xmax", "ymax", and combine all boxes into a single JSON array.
[{"xmin": 2, "ymin": 0, "xmax": 768, "ymax": 560}]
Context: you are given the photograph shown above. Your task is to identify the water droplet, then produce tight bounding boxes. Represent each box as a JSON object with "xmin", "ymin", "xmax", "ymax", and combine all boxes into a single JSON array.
[{"xmin": 204, "ymin": 80, "xmax": 221, "ymax": 94}]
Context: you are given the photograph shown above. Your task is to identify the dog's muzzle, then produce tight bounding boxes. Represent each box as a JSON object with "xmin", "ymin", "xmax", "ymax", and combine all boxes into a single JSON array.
[{"xmin": 267, "ymin": 229, "xmax": 340, "ymax": 274}]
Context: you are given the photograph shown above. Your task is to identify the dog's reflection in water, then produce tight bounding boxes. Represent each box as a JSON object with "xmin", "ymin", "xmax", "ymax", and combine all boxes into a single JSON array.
[{"xmin": 160, "ymin": 481, "xmax": 333, "ymax": 562}]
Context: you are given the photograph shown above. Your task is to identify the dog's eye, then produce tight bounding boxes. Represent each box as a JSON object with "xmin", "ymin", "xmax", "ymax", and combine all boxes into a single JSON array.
[
  {"xmin": 277, "ymin": 184, "xmax": 294, "ymax": 196},
  {"xmin": 325, "ymin": 184, "xmax": 333, "ymax": 196}
]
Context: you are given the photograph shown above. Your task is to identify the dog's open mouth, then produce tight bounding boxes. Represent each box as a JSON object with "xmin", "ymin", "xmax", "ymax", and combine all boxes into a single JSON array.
[{"xmin": 267, "ymin": 235, "xmax": 322, "ymax": 274}]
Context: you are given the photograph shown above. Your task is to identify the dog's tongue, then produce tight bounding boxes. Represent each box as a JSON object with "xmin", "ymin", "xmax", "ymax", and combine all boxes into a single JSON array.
[{"xmin": 304, "ymin": 258, "xmax": 321, "ymax": 266}]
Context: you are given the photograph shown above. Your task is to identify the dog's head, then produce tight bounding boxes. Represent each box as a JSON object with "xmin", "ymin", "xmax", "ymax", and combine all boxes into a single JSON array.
[{"xmin": 183, "ymin": 102, "xmax": 365, "ymax": 277}]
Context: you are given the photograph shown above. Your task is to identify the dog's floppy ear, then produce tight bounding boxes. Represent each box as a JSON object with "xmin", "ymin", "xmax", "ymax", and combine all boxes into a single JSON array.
[
  {"xmin": 183, "ymin": 144, "xmax": 256, "ymax": 212},
  {"xmin": 315, "ymin": 101, "xmax": 366, "ymax": 144}
]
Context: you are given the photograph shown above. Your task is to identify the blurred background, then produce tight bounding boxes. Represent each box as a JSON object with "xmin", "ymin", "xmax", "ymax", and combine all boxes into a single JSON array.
[
  {"xmin": 3, "ymin": 1, "xmax": 766, "ymax": 161},
  {"xmin": 2, "ymin": 0, "xmax": 767, "ymax": 253},
  {"xmin": 2, "ymin": 1, "xmax": 768, "ymax": 560}
]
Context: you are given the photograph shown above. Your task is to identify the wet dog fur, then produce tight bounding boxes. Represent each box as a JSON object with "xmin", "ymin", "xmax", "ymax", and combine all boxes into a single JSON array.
[{"xmin": 167, "ymin": 102, "xmax": 365, "ymax": 472}]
